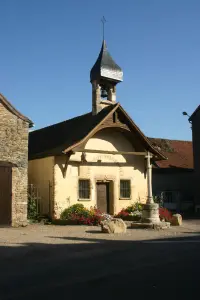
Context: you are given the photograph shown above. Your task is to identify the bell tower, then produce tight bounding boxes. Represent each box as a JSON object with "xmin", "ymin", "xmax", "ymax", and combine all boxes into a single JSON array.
[{"xmin": 90, "ymin": 40, "xmax": 123, "ymax": 115}]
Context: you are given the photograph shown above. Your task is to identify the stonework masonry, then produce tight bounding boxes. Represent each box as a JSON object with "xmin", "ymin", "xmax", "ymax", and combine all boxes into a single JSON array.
[{"xmin": 0, "ymin": 102, "xmax": 29, "ymax": 226}]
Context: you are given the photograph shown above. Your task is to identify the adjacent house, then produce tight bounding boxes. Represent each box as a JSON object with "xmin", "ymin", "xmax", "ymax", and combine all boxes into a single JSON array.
[
  {"xmin": 150, "ymin": 138, "xmax": 194, "ymax": 212},
  {"xmin": 189, "ymin": 106, "xmax": 200, "ymax": 211},
  {"xmin": 0, "ymin": 93, "xmax": 33, "ymax": 226},
  {"xmin": 28, "ymin": 40, "xmax": 165, "ymax": 219}
]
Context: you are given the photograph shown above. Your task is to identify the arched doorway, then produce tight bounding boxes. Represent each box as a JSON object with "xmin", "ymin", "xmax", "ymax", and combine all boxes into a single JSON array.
[{"xmin": 0, "ymin": 163, "xmax": 12, "ymax": 225}]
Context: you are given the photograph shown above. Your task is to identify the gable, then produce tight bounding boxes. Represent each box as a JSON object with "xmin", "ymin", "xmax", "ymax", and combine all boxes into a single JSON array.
[
  {"xmin": 0, "ymin": 101, "xmax": 30, "ymax": 167},
  {"xmin": 29, "ymin": 103, "xmax": 166, "ymax": 161},
  {"xmin": 0, "ymin": 101, "xmax": 28, "ymax": 137},
  {"xmin": 0, "ymin": 93, "xmax": 33, "ymax": 126},
  {"xmin": 98, "ymin": 109, "xmax": 150, "ymax": 152},
  {"xmin": 86, "ymin": 128, "xmax": 135, "ymax": 153},
  {"xmin": 65, "ymin": 105, "xmax": 166, "ymax": 160},
  {"xmin": 99, "ymin": 110, "xmax": 130, "ymax": 131},
  {"xmin": 69, "ymin": 127, "xmax": 146, "ymax": 175}
]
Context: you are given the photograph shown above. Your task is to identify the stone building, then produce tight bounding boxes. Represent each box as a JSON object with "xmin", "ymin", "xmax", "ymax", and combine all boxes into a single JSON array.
[
  {"xmin": 0, "ymin": 93, "xmax": 33, "ymax": 226},
  {"xmin": 28, "ymin": 40, "xmax": 165, "ymax": 219}
]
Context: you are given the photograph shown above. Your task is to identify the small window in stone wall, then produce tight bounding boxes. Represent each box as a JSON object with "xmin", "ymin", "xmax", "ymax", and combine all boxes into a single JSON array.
[
  {"xmin": 120, "ymin": 180, "xmax": 131, "ymax": 198},
  {"xmin": 79, "ymin": 179, "xmax": 90, "ymax": 199}
]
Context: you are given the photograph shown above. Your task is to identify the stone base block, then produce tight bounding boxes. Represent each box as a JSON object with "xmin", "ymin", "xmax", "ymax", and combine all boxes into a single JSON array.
[
  {"xmin": 131, "ymin": 221, "xmax": 170, "ymax": 230},
  {"xmin": 12, "ymin": 221, "xmax": 28, "ymax": 228},
  {"xmin": 171, "ymin": 214, "xmax": 182, "ymax": 226},
  {"xmin": 142, "ymin": 203, "xmax": 160, "ymax": 224}
]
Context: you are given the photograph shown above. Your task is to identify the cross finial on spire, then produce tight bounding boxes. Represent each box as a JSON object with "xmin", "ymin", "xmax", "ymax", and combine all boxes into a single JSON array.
[{"xmin": 101, "ymin": 16, "xmax": 106, "ymax": 40}]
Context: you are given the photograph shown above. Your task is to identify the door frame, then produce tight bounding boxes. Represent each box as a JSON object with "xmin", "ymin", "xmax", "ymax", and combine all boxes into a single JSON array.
[{"xmin": 95, "ymin": 180, "xmax": 114, "ymax": 214}]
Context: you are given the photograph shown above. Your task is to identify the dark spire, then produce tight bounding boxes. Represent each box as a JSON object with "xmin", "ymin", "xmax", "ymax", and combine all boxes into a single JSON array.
[{"xmin": 90, "ymin": 40, "xmax": 123, "ymax": 83}]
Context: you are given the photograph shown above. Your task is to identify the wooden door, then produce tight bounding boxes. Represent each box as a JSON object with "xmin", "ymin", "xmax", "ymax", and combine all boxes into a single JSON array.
[
  {"xmin": 96, "ymin": 182, "xmax": 109, "ymax": 213},
  {"xmin": 0, "ymin": 167, "xmax": 12, "ymax": 225}
]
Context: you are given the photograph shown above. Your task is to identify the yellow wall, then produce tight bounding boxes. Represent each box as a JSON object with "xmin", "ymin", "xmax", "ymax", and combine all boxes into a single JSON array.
[
  {"xmin": 53, "ymin": 128, "xmax": 147, "ymax": 218},
  {"xmin": 28, "ymin": 157, "xmax": 54, "ymax": 215}
]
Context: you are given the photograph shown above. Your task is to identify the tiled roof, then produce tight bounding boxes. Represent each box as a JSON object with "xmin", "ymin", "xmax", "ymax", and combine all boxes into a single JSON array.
[
  {"xmin": 90, "ymin": 40, "xmax": 123, "ymax": 82},
  {"xmin": 149, "ymin": 138, "xmax": 193, "ymax": 169},
  {"xmin": 29, "ymin": 105, "xmax": 116, "ymax": 159},
  {"xmin": 29, "ymin": 104, "xmax": 166, "ymax": 160}
]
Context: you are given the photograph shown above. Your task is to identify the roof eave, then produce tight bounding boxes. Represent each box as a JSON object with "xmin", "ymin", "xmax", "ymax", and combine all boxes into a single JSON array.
[
  {"xmin": 63, "ymin": 103, "xmax": 167, "ymax": 161},
  {"xmin": 117, "ymin": 105, "xmax": 167, "ymax": 161},
  {"xmin": 0, "ymin": 93, "xmax": 33, "ymax": 126},
  {"xmin": 189, "ymin": 105, "xmax": 200, "ymax": 122},
  {"xmin": 63, "ymin": 103, "xmax": 120, "ymax": 154}
]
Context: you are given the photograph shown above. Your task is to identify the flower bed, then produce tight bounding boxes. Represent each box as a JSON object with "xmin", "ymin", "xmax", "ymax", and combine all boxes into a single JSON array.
[
  {"xmin": 114, "ymin": 203, "xmax": 172, "ymax": 223},
  {"xmin": 58, "ymin": 204, "xmax": 103, "ymax": 226},
  {"xmin": 114, "ymin": 202, "xmax": 143, "ymax": 221},
  {"xmin": 53, "ymin": 203, "xmax": 173, "ymax": 226}
]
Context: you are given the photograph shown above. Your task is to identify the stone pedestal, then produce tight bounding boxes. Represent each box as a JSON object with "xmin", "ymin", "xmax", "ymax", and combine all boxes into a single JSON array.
[
  {"xmin": 141, "ymin": 203, "xmax": 160, "ymax": 224},
  {"xmin": 131, "ymin": 221, "xmax": 170, "ymax": 230}
]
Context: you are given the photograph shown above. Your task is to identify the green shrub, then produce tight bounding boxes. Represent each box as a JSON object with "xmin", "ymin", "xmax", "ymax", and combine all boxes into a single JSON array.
[
  {"xmin": 125, "ymin": 202, "xmax": 143, "ymax": 213},
  {"xmin": 114, "ymin": 201, "xmax": 143, "ymax": 221},
  {"xmin": 114, "ymin": 209, "xmax": 142, "ymax": 221},
  {"xmin": 27, "ymin": 193, "xmax": 38, "ymax": 220},
  {"xmin": 60, "ymin": 204, "xmax": 89, "ymax": 220}
]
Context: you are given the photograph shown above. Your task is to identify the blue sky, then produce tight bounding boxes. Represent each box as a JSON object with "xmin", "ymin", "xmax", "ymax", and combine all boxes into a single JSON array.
[{"xmin": 0, "ymin": 0, "xmax": 200, "ymax": 140}]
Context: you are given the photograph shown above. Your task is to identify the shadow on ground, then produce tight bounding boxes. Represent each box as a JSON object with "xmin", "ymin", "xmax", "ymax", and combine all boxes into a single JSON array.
[{"xmin": 0, "ymin": 231, "xmax": 200, "ymax": 300}]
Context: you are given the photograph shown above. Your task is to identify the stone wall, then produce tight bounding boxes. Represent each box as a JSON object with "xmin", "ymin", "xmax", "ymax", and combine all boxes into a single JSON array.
[{"xmin": 0, "ymin": 102, "xmax": 29, "ymax": 226}]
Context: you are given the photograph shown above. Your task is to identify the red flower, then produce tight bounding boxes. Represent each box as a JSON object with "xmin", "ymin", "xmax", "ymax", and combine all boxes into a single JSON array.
[{"xmin": 159, "ymin": 208, "xmax": 172, "ymax": 222}]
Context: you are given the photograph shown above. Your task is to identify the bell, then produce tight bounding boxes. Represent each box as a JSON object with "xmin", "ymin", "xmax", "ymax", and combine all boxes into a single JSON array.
[{"xmin": 101, "ymin": 88, "xmax": 108, "ymax": 99}]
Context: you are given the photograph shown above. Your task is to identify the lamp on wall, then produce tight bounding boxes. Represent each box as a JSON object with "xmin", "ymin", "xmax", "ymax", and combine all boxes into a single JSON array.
[{"xmin": 182, "ymin": 111, "xmax": 192, "ymax": 124}]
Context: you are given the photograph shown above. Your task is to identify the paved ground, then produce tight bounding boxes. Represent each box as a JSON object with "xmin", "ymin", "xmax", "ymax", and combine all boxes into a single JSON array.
[{"xmin": 0, "ymin": 220, "xmax": 200, "ymax": 300}]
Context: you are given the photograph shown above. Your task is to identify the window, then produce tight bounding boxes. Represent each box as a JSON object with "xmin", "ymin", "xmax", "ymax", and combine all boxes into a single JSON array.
[
  {"xmin": 79, "ymin": 179, "xmax": 90, "ymax": 199},
  {"xmin": 120, "ymin": 180, "xmax": 131, "ymax": 198}
]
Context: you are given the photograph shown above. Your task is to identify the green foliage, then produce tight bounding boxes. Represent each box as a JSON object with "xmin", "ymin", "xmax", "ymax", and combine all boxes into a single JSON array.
[
  {"xmin": 115, "ymin": 208, "xmax": 142, "ymax": 221},
  {"xmin": 125, "ymin": 201, "xmax": 143, "ymax": 213},
  {"xmin": 60, "ymin": 203, "xmax": 90, "ymax": 220},
  {"xmin": 114, "ymin": 200, "xmax": 143, "ymax": 221},
  {"xmin": 27, "ymin": 193, "xmax": 38, "ymax": 220}
]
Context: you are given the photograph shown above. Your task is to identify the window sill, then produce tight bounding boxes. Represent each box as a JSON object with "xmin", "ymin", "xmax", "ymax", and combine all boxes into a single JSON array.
[
  {"xmin": 78, "ymin": 198, "xmax": 91, "ymax": 201},
  {"xmin": 119, "ymin": 198, "xmax": 131, "ymax": 200}
]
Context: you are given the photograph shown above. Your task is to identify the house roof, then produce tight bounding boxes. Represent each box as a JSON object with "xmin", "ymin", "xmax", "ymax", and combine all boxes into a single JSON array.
[
  {"xmin": 0, "ymin": 93, "xmax": 33, "ymax": 127},
  {"xmin": 29, "ymin": 105, "xmax": 115, "ymax": 159},
  {"xmin": 189, "ymin": 105, "xmax": 200, "ymax": 121},
  {"xmin": 90, "ymin": 40, "xmax": 123, "ymax": 83},
  {"xmin": 29, "ymin": 103, "xmax": 166, "ymax": 160},
  {"xmin": 149, "ymin": 138, "xmax": 193, "ymax": 169}
]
